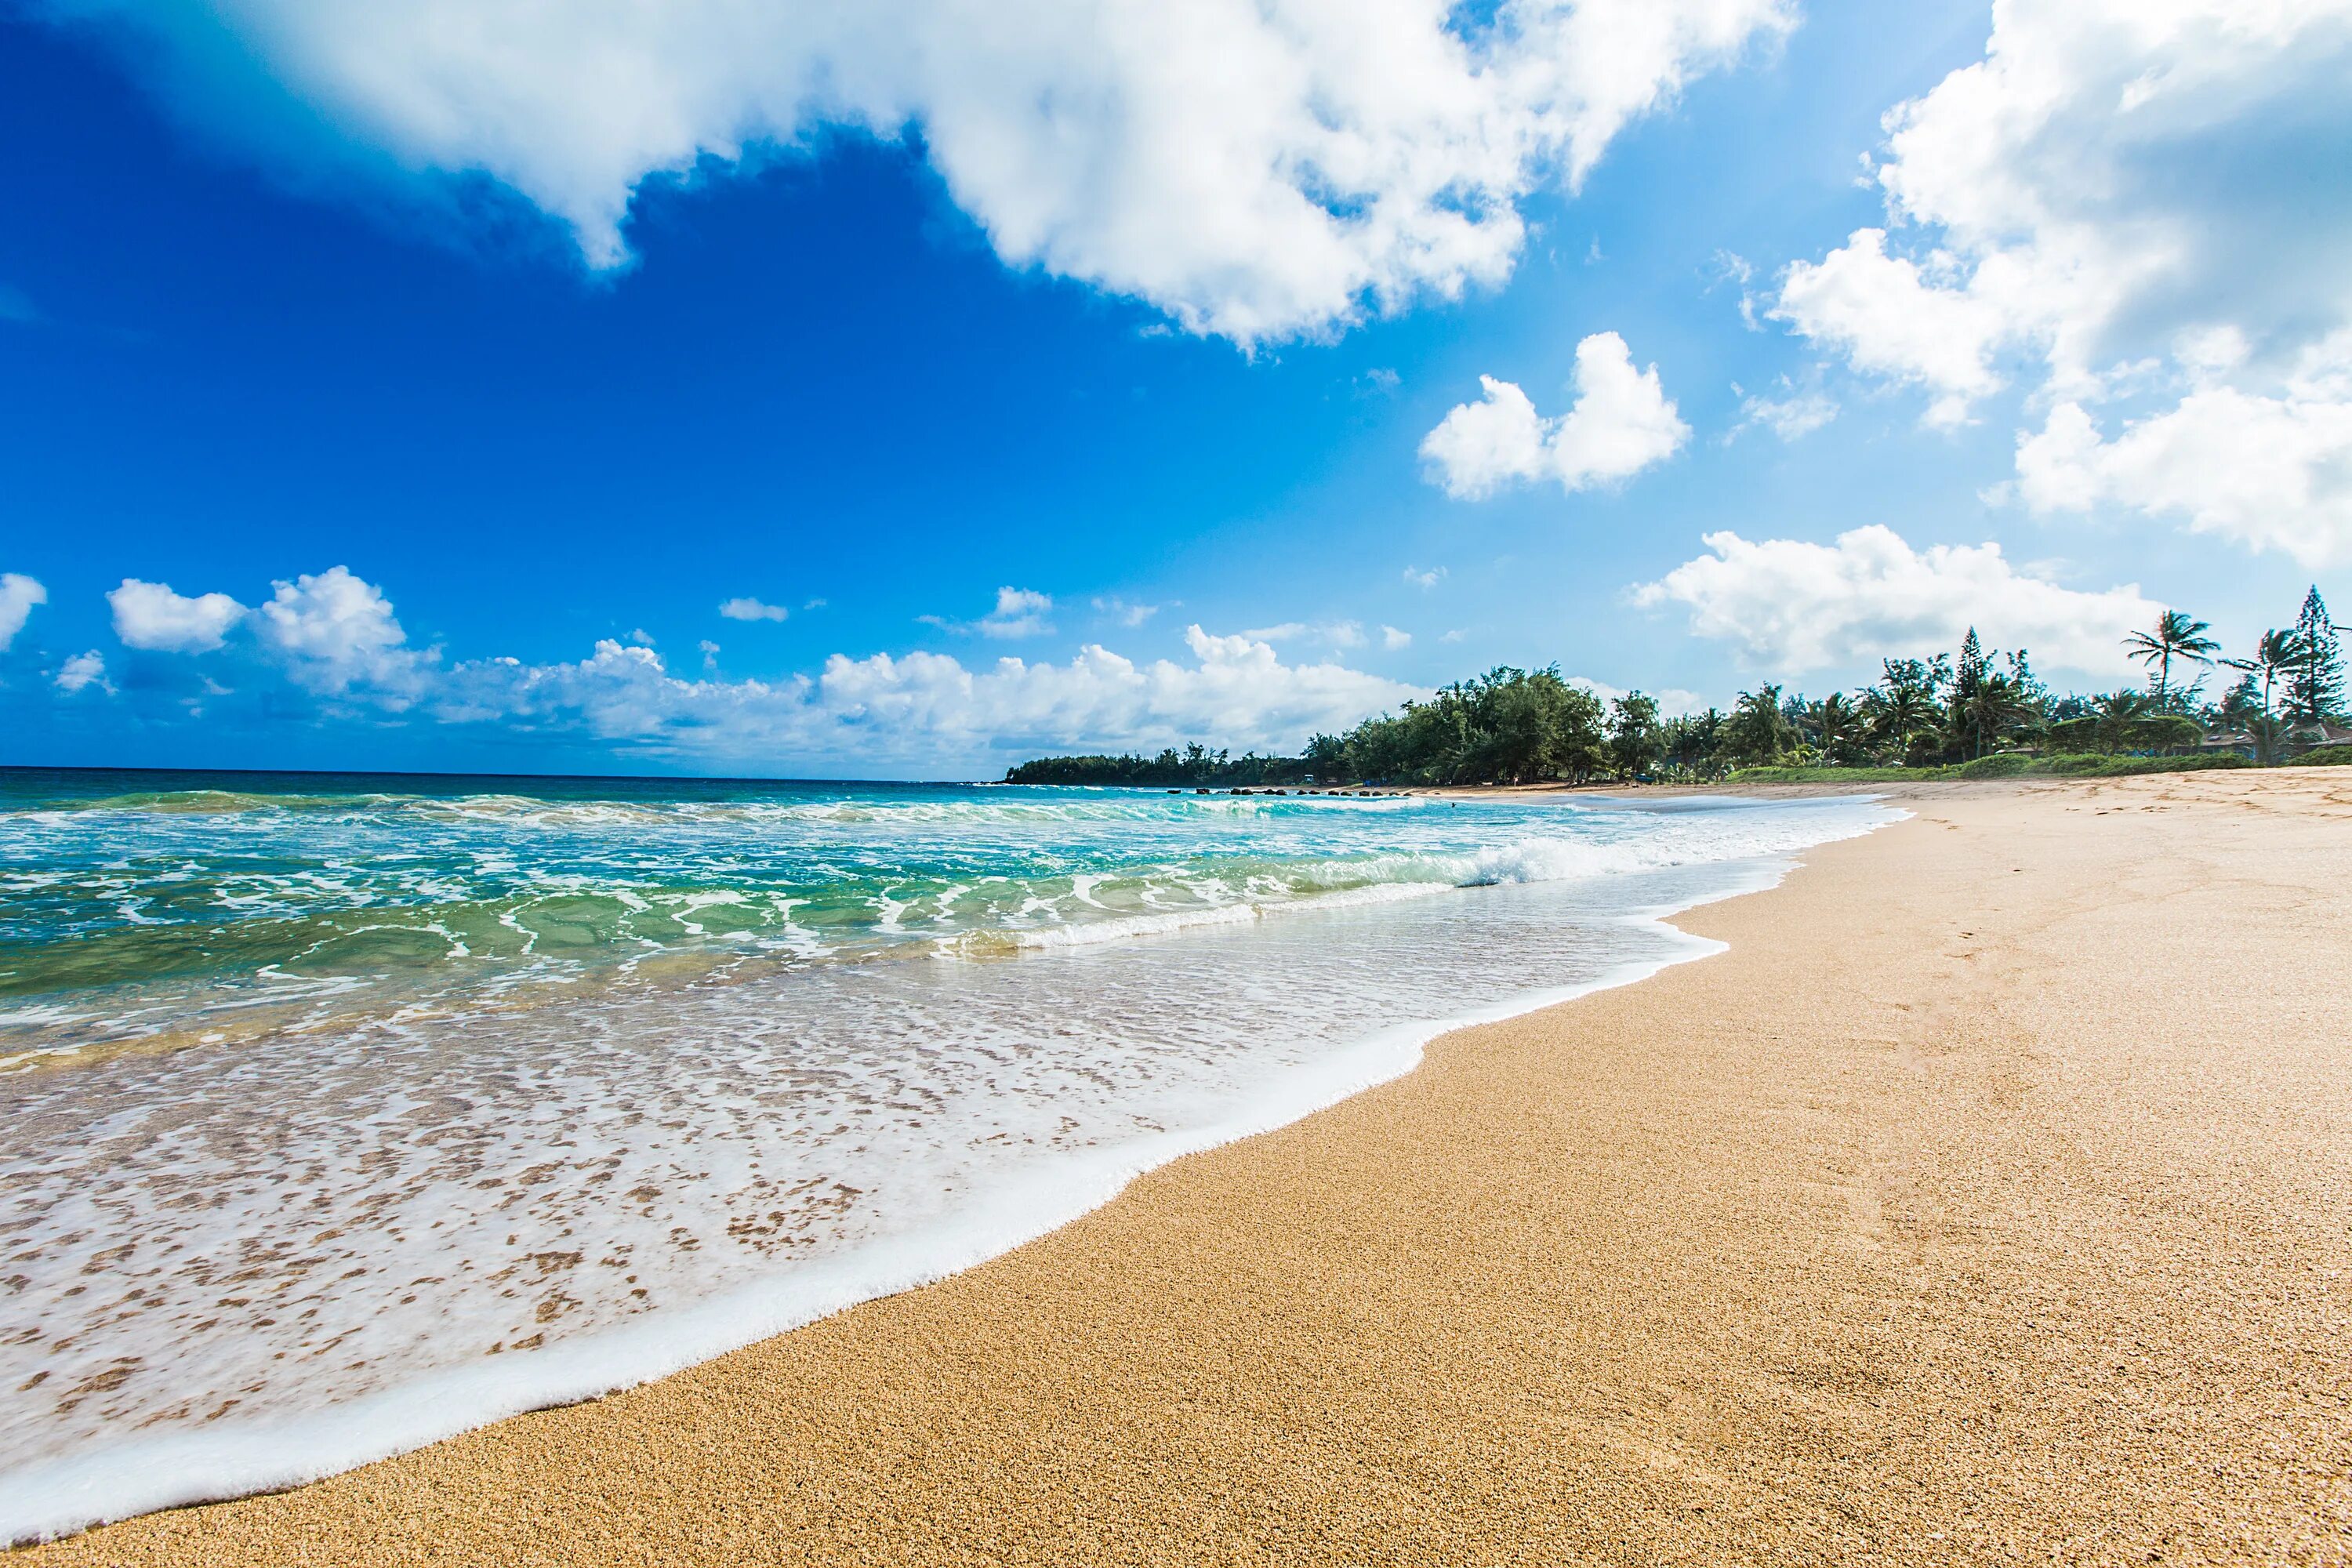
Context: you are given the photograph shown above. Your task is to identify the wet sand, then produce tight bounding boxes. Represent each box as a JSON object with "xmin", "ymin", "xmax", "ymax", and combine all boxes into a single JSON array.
[{"xmin": 23, "ymin": 770, "xmax": 2352, "ymax": 1565}]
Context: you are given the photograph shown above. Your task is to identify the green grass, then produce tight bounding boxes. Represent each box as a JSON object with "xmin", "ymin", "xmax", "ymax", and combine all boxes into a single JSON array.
[{"xmin": 1726, "ymin": 752, "xmax": 2255, "ymax": 785}]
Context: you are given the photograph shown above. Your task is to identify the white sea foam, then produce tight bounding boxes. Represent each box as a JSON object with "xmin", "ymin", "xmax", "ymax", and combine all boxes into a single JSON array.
[{"xmin": 0, "ymin": 788, "xmax": 1896, "ymax": 1544}]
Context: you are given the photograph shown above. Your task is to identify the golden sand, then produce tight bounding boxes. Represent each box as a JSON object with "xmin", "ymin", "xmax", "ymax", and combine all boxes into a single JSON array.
[{"xmin": 23, "ymin": 771, "xmax": 2352, "ymax": 1565}]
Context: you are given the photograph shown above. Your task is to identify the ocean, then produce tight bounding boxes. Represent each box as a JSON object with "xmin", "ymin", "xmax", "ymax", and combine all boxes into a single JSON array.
[{"xmin": 0, "ymin": 768, "xmax": 1894, "ymax": 1539}]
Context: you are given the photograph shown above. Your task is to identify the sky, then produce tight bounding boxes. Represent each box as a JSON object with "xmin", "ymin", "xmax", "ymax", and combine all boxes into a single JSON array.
[{"xmin": 2, "ymin": 0, "xmax": 2347, "ymax": 779}]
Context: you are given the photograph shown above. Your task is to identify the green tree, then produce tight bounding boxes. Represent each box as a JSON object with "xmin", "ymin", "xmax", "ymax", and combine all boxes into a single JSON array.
[
  {"xmin": 2281, "ymin": 587, "xmax": 2344, "ymax": 724},
  {"xmin": 1607, "ymin": 691, "xmax": 1664, "ymax": 779},
  {"xmin": 1953, "ymin": 627, "xmax": 1989, "ymax": 703},
  {"xmin": 2091, "ymin": 689, "xmax": 2151, "ymax": 753},
  {"xmin": 2124, "ymin": 609, "xmax": 2220, "ymax": 708},
  {"xmin": 2221, "ymin": 627, "xmax": 2310, "ymax": 720},
  {"xmin": 1951, "ymin": 673, "xmax": 2037, "ymax": 759},
  {"xmin": 1723, "ymin": 684, "xmax": 1797, "ymax": 768},
  {"xmin": 1807, "ymin": 691, "xmax": 1868, "ymax": 765},
  {"xmin": 2212, "ymin": 671, "xmax": 2263, "ymax": 729},
  {"xmin": 1661, "ymin": 709, "xmax": 1725, "ymax": 776},
  {"xmin": 1864, "ymin": 660, "xmax": 1941, "ymax": 764}
]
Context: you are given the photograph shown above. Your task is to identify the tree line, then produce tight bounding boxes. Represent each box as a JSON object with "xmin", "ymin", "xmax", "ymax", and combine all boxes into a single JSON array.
[{"xmin": 1005, "ymin": 586, "xmax": 2347, "ymax": 787}]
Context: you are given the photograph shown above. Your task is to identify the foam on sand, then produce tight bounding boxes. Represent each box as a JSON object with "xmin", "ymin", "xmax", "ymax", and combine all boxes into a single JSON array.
[{"xmin": 0, "ymin": 780, "xmax": 1896, "ymax": 1542}]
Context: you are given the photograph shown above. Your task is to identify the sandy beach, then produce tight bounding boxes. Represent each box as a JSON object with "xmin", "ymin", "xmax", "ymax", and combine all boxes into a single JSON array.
[{"xmin": 20, "ymin": 769, "xmax": 2352, "ymax": 1566}]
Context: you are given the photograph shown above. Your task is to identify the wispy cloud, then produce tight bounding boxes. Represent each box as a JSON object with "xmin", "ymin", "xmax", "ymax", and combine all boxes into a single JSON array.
[
  {"xmin": 1730, "ymin": 378, "xmax": 1838, "ymax": 442},
  {"xmin": 1091, "ymin": 595, "xmax": 1160, "ymax": 628},
  {"xmin": 718, "ymin": 596, "xmax": 789, "ymax": 622},
  {"xmin": 923, "ymin": 586, "xmax": 1056, "ymax": 640}
]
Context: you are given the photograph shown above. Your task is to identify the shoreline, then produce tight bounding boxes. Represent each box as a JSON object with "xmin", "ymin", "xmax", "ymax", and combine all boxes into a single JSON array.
[
  {"xmin": 20, "ymin": 771, "xmax": 2352, "ymax": 1563},
  {"xmin": 3, "ymin": 833, "xmax": 1871, "ymax": 1546}
]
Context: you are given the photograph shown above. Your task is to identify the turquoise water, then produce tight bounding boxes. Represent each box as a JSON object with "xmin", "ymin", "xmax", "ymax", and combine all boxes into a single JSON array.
[{"xmin": 0, "ymin": 768, "xmax": 1894, "ymax": 1540}]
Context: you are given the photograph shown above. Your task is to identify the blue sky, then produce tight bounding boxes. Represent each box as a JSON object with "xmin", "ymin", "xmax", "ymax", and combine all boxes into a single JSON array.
[{"xmin": 2, "ymin": 0, "xmax": 2347, "ymax": 777}]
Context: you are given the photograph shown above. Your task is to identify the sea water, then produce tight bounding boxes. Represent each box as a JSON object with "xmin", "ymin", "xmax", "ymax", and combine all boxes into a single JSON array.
[{"xmin": 0, "ymin": 768, "xmax": 1894, "ymax": 1539}]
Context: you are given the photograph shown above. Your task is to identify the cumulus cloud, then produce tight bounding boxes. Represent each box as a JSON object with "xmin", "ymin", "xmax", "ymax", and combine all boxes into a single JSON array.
[
  {"xmin": 718, "ymin": 597, "xmax": 789, "ymax": 622},
  {"xmin": 1773, "ymin": 229, "xmax": 2009, "ymax": 427},
  {"xmin": 2016, "ymin": 342, "xmax": 2352, "ymax": 568},
  {"xmin": 1632, "ymin": 525, "xmax": 2161, "ymax": 677},
  {"xmin": 0, "ymin": 573, "xmax": 44, "ymax": 651},
  {"xmin": 108, "ymin": 578, "xmax": 250, "ymax": 652},
  {"xmin": 53, "ymin": 651, "xmax": 112, "ymax": 695},
  {"xmin": 254, "ymin": 566, "xmax": 430, "ymax": 701},
  {"xmin": 35, "ymin": 0, "xmax": 1793, "ymax": 343},
  {"xmin": 1771, "ymin": 0, "xmax": 2352, "ymax": 558},
  {"xmin": 1420, "ymin": 332, "xmax": 1688, "ymax": 498},
  {"xmin": 1381, "ymin": 625, "xmax": 1412, "ymax": 650},
  {"xmin": 434, "ymin": 622, "xmax": 1414, "ymax": 768},
  {"xmin": 1401, "ymin": 564, "xmax": 1447, "ymax": 589},
  {"xmin": 51, "ymin": 565, "xmax": 1414, "ymax": 770}
]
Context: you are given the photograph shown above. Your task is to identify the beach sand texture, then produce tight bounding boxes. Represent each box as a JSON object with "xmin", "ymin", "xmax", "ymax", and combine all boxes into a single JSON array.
[{"xmin": 21, "ymin": 771, "xmax": 2352, "ymax": 1566}]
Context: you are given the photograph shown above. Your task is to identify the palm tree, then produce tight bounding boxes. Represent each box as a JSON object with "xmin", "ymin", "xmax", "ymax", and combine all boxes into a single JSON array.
[
  {"xmin": 2246, "ymin": 714, "xmax": 2292, "ymax": 767},
  {"xmin": 2124, "ymin": 610, "xmax": 2220, "ymax": 707},
  {"xmin": 2092, "ymin": 689, "xmax": 2151, "ymax": 753},
  {"xmin": 1808, "ymin": 692, "xmax": 1867, "ymax": 765},
  {"xmin": 1865, "ymin": 662, "xmax": 1940, "ymax": 763},
  {"xmin": 2221, "ymin": 628, "xmax": 2310, "ymax": 719},
  {"xmin": 1952, "ymin": 673, "xmax": 2037, "ymax": 759}
]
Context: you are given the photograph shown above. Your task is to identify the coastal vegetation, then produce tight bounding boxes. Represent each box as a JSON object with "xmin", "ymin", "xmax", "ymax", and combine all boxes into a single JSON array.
[{"xmin": 1007, "ymin": 586, "xmax": 2347, "ymax": 787}]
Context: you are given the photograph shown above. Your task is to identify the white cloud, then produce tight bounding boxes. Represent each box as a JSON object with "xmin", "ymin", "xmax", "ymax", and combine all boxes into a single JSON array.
[
  {"xmin": 925, "ymin": 586, "xmax": 1056, "ymax": 640},
  {"xmin": 53, "ymin": 650, "xmax": 112, "ymax": 695},
  {"xmin": 1565, "ymin": 673, "xmax": 1709, "ymax": 714},
  {"xmin": 1420, "ymin": 331, "xmax": 1689, "ymax": 498},
  {"xmin": 1772, "ymin": 0, "xmax": 2352, "ymax": 559},
  {"xmin": 719, "ymin": 597, "xmax": 789, "ymax": 622},
  {"xmin": 1240, "ymin": 619, "xmax": 1365, "ymax": 650},
  {"xmin": 254, "ymin": 566, "xmax": 430, "ymax": 701},
  {"xmin": 2016, "ymin": 344, "xmax": 2352, "ymax": 567},
  {"xmin": 0, "ymin": 573, "xmax": 44, "ymax": 651},
  {"xmin": 1730, "ymin": 380, "xmax": 1838, "ymax": 442},
  {"xmin": 1632, "ymin": 524, "xmax": 2161, "ymax": 677},
  {"xmin": 42, "ymin": 0, "xmax": 1794, "ymax": 344},
  {"xmin": 1773, "ymin": 229, "xmax": 2009, "ymax": 427},
  {"xmin": 1402, "ymin": 564, "xmax": 1447, "ymax": 589},
  {"xmin": 1439, "ymin": 628, "xmax": 1465, "ymax": 644},
  {"xmin": 108, "ymin": 578, "xmax": 250, "ymax": 652},
  {"xmin": 1381, "ymin": 625, "xmax": 1412, "ymax": 650},
  {"xmin": 433, "ymin": 622, "xmax": 1414, "ymax": 769},
  {"xmin": 1091, "ymin": 595, "xmax": 1160, "ymax": 628}
]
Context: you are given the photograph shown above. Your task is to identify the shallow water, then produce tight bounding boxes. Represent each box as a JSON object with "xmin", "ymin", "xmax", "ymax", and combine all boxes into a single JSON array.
[{"xmin": 0, "ymin": 768, "xmax": 1893, "ymax": 1539}]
